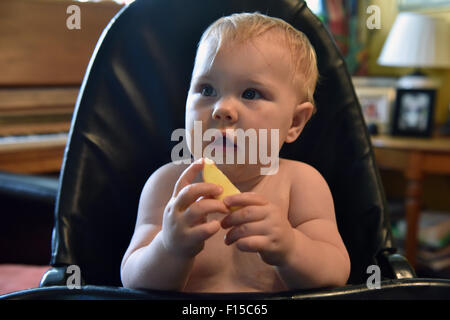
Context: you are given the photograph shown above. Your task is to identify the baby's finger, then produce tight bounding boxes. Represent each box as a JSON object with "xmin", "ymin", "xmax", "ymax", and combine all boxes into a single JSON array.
[
  {"xmin": 189, "ymin": 220, "xmax": 222, "ymax": 242},
  {"xmin": 175, "ymin": 183, "xmax": 223, "ymax": 211},
  {"xmin": 221, "ymin": 205, "xmax": 266, "ymax": 229},
  {"xmin": 235, "ymin": 236, "xmax": 268, "ymax": 253},
  {"xmin": 183, "ymin": 198, "xmax": 229, "ymax": 226},
  {"xmin": 224, "ymin": 221, "xmax": 267, "ymax": 246},
  {"xmin": 173, "ymin": 158, "xmax": 204, "ymax": 197},
  {"xmin": 223, "ymin": 192, "xmax": 268, "ymax": 208}
]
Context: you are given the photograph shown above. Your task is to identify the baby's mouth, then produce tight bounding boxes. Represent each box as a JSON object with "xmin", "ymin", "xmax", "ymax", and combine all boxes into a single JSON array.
[{"xmin": 210, "ymin": 132, "xmax": 238, "ymax": 150}]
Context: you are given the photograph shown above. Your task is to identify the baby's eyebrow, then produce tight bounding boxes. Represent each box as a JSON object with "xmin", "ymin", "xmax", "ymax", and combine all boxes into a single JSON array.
[
  {"xmin": 245, "ymin": 78, "xmax": 277, "ymax": 91},
  {"xmin": 246, "ymin": 79, "xmax": 268, "ymax": 87},
  {"xmin": 191, "ymin": 74, "xmax": 214, "ymax": 83},
  {"xmin": 189, "ymin": 75, "xmax": 212, "ymax": 89}
]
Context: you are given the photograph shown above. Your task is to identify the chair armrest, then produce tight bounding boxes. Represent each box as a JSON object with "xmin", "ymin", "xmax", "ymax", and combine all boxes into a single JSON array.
[
  {"xmin": 39, "ymin": 267, "xmax": 68, "ymax": 287},
  {"xmin": 378, "ymin": 250, "xmax": 417, "ymax": 279},
  {"xmin": 40, "ymin": 266, "xmax": 85, "ymax": 287},
  {"xmin": 0, "ymin": 171, "xmax": 58, "ymax": 264},
  {"xmin": 386, "ymin": 253, "xmax": 417, "ymax": 279},
  {"xmin": 0, "ymin": 171, "xmax": 59, "ymax": 204}
]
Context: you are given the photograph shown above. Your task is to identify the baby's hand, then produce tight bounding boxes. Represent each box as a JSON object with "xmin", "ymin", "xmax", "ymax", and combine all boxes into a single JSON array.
[
  {"xmin": 161, "ymin": 159, "xmax": 229, "ymax": 258},
  {"xmin": 221, "ymin": 193, "xmax": 295, "ymax": 266}
]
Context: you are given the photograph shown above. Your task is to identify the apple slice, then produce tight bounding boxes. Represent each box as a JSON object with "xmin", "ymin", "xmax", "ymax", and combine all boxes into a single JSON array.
[{"xmin": 202, "ymin": 158, "xmax": 240, "ymax": 211}]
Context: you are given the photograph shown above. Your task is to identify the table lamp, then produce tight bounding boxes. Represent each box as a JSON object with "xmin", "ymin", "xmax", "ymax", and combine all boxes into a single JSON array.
[
  {"xmin": 378, "ymin": 12, "xmax": 450, "ymax": 72},
  {"xmin": 377, "ymin": 12, "xmax": 450, "ymax": 137}
]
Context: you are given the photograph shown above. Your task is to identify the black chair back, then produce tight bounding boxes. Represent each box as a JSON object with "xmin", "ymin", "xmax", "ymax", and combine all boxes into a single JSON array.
[{"xmin": 50, "ymin": 0, "xmax": 393, "ymax": 286}]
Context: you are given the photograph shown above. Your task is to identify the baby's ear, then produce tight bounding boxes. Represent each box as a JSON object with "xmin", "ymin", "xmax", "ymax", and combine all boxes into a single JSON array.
[{"xmin": 285, "ymin": 102, "xmax": 314, "ymax": 143}]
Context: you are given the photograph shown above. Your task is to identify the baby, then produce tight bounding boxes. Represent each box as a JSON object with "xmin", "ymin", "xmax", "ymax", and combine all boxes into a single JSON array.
[{"xmin": 121, "ymin": 12, "xmax": 350, "ymax": 292}]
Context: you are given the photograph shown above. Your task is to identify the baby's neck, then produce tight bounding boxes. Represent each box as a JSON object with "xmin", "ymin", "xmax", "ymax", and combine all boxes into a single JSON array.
[
  {"xmin": 216, "ymin": 161, "xmax": 280, "ymax": 193},
  {"xmin": 229, "ymin": 170, "xmax": 269, "ymax": 193},
  {"xmin": 235, "ymin": 177, "xmax": 263, "ymax": 193}
]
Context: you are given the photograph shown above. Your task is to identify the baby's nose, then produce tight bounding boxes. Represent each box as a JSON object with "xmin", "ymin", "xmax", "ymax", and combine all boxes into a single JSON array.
[
  {"xmin": 212, "ymin": 111, "xmax": 234, "ymax": 121},
  {"xmin": 212, "ymin": 100, "xmax": 238, "ymax": 122}
]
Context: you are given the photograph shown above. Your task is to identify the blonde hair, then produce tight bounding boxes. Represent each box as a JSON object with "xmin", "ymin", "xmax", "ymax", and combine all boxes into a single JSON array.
[{"xmin": 196, "ymin": 12, "xmax": 318, "ymax": 107}]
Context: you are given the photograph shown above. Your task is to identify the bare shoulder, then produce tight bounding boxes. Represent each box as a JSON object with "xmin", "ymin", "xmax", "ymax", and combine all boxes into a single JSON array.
[
  {"xmin": 137, "ymin": 161, "xmax": 189, "ymax": 226},
  {"xmin": 281, "ymin": 158, "xmax": 331, "ymax": 192},
  {"xmin": 281, "ymin": 159, "xmax": 335, "ymax": 227},
  {"xmin": 121, "ymin": 162, "xmax": 188, "ymax": 269}
]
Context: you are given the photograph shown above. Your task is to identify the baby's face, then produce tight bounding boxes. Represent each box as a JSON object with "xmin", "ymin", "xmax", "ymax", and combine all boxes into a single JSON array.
[{"xmin": 185, "ymin": 30, "xmax": 306, "ymax": 174}]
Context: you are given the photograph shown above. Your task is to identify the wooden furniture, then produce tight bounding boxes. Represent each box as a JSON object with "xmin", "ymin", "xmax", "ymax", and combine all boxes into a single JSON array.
[
  {"xmin": 0, "ymin": 87, "xmax": 78, "ymax": 137},
  {"xmin": 0, "ymin": 134, "xmax": 67, "ymax": 173},
  {"xmin": 372, "ymin": 134, "xmax": 450, "ymax": 268},
  {"xmin": 0, "ymin": 0, "xmax": 122, "ymax": 86},
  {"xmin": 0, "ymin": 0, "xmax": 123, "ymax": 174}
]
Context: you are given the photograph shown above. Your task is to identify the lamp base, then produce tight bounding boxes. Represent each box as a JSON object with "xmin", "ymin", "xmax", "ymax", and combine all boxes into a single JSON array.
[
  {"xmin": 397, "ymin": 74, "xmax": 440, "ymax": 89},
  {"xmin": 410, "ymin": 69, "xmax": 426, "ymax": 77}
]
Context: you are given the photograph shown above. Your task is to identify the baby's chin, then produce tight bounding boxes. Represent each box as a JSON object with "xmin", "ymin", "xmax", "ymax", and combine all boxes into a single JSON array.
[{"xmin": 216, "ymin": 161, "xmax": 263, "ymax": 183}]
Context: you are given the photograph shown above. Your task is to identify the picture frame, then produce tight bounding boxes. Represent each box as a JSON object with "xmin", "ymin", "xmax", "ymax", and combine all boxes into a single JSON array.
[
  {"xmin": 353, "ymin": 77, "xmax": 397, "ymax": 134},
  {"xmin": 391, "ymin": 88, "xmax": 436, "ymax": 137}
]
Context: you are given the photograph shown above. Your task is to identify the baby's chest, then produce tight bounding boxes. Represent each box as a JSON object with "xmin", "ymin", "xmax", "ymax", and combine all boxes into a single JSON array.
[
  {"xmin": 189, "ymin": 190, "xmax": 291, "ymax": 288},
  {"xmin": 191, "ymin": 228, "xmax": 283, "ymax": 289},
  {"xmin": 253, "ymin": 176, "xmax": 291, "ymax": 215}
]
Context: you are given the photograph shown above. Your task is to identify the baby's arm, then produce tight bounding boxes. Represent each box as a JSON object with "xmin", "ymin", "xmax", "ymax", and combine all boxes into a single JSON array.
[
  {"xmin": 281, "ymin": 164, "xmax": 351, "ymax": 288},
  {"xmin": 120, "ymin": 160, "xmax": 228, "ymax": 290},
  {"xmin": 222, "ymin": 162, "xmax": 350, "ymax": 290}
]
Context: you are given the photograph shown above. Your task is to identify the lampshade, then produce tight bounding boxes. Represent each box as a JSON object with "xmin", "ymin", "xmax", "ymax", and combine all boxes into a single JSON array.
[{"xmin": 377, "ymin": 12, "xmax": 450, "ymax": 68}]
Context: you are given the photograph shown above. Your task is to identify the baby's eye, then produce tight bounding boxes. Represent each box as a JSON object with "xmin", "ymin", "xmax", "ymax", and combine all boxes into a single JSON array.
[
  {"xmin": 242, "ymin": 88, "xmax": 262, "ymax": 100},
  {"xmin": 200, "ymin": 84, "xmax": 217, "ymax": 97}
]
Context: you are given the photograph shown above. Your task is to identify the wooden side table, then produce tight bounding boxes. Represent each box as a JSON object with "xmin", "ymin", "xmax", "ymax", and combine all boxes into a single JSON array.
[
  {"xmin": 0, "ymin": 133, "xmax": 67, "ymax": 174},
  {"xmin": 372, "ymin": 135, "xmax": 450, "ymax": 268}
]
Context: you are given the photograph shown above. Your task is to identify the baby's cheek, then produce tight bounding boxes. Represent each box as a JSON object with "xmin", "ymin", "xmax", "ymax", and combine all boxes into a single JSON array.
[{"xmin": 258, "ymin": 128, "xmax": 282, "ymax": 154}]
